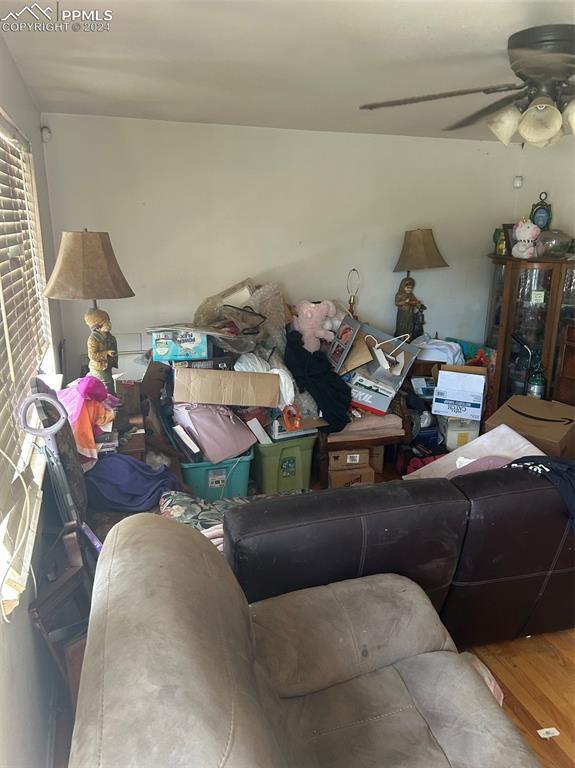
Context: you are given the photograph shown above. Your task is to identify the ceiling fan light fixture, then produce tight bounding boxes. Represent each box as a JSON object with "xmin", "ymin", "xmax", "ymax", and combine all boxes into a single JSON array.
[
  {"xmin": 518, "ymin": 96, "xmax": 563, "ymax": 144},
  {"xmin": 526, "ymin": 127, "xmax": 565, "ymax": 148},
  {"xmin": 562, "ymin": 99, "xmax": 575, "ymax": 134},
  {"xmin": 487, "ymin": 104, "xmax": 522, "ymax": 145}
]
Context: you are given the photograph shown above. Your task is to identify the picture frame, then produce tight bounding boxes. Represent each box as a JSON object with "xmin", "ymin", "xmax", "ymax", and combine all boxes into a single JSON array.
[
  {"xmin": 530, "ymin": 192, "xmax": 552, "ymax": 231},
  {"xmin": 502, "ymin": 223, "xmax": 516, "ymax": 256},
  {"xmin": 327, "ymin": 314, "xmax": 361, "ymax": 372}
]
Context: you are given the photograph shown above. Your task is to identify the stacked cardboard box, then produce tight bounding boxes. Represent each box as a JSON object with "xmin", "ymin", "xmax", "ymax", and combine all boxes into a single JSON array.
[{"xmin": 327, "ymin": 448, "xmax": 375, "ymax": 488}]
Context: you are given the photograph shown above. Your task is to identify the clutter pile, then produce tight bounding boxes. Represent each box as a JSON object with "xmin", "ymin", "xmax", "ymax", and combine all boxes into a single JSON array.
[
  {"xmin": 61, "ymin": 277, "xmax": 541, "ymax": 522},
  {"xmin": 154, "ymin": 279, "xmax": 349, "ymax": 501}
]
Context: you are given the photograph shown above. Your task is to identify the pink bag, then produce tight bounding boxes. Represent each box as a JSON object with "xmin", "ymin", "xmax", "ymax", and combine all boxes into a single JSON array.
[{"xmin": 173, "ymin": 403, "xmax": 256, "ymax": 464}]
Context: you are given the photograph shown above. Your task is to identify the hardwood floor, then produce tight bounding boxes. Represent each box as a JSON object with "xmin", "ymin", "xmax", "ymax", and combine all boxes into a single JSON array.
[{"xmin": 473, "ymin": 630, "xmax": 575, "ymax": 768}]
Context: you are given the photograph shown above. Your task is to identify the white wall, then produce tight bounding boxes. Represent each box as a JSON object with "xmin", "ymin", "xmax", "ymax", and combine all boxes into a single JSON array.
[
  {"xmin": 0, "ymin": 33, "xmax": 54, "ymax": 768},
  {"xmin": 42, "ymin": 113, "xmax": 575, "ymax": 377}
]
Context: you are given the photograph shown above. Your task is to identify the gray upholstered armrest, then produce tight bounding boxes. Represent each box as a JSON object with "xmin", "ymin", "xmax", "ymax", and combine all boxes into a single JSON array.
[
  {"xmin": 224, "ymin": 479, "xmax": 469, "ymax": 609},
  {"xmin": 251, "ymin": 573, "xmax": 455, "ymax": 697}
]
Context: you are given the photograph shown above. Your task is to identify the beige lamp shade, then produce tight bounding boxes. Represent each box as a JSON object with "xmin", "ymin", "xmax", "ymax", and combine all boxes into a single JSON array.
[
  {"xmin": 562, "ymin": 98, "xmax": 575, "ymax": 134},
  {"xmin": 393, "ymin": 229, "xmax": 449, "ymax": 273},
  {"xmin": 44, "ymin": 231, "xmax": 134, "ymax": 300},
  {"xmin": 487, "ymin": 104, "xmax": 522, "ymax": 146},
  {"xmin": 517, "ymin": 96, "xmax": 563, "ymax": 145}
]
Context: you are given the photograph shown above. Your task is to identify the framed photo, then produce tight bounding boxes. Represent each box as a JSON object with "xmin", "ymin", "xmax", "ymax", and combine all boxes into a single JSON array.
[
  {"xmin": 503, "ymin": 223, "xmax": 516, "ymax": 256},
  {"xmin": 530, "ymin": 192, "xmax": 552, "ymax": 231},
  {"xmin": 327, "ymin": 315, "xmax": 361, "ymax": 372}
]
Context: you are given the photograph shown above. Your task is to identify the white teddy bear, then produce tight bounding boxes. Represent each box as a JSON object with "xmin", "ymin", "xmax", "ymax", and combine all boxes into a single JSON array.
[{"xmin": 512, "ymin": 218, "xmax": 541, "ymax": 260}]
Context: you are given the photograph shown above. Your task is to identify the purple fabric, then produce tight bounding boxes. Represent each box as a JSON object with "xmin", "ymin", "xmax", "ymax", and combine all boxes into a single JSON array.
[
  {"xmin": 445, "ymin": 455, "xmax": 510, "ymax": 480},
  {"xmin": 85, "ymin": 454, "xmax": 180, "ymax": 512},
  {"xmin": 58, "ymin": 375, "xmax": 120, "ymax": 438}
]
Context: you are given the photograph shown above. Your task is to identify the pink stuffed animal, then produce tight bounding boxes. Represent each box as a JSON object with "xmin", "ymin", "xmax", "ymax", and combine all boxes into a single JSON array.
[
  {"xmin": 512, "ymin": 218, "xmax": 541, "ymax": 260},
  {"xmin": 293, "ymin": 300, "xmax": 337, "ymax": 353}
]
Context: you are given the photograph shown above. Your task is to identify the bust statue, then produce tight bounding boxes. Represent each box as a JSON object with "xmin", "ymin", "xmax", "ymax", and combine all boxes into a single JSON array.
[
  {"xmin": 394, "ymin": 277, "xmax": 427, "ymax": 341},
  {"xmin": 84, "ymin": 308, "xmax": 118, "ymax": 393}
]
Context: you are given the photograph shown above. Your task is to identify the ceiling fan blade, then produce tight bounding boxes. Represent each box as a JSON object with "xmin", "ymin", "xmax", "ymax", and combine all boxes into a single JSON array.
[
  {"xmin": 444, "ymin": 89, "xmax": 529, "ymax": 130},
  {"xmin": 359, "ymin": 83, "xmax": 524, "ymax": 111}
]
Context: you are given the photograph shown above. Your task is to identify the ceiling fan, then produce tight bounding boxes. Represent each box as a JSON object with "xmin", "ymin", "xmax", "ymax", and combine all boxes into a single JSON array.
[{"xmin": 360, "ymin": 25, "xmax": 575, "ymax": 147}]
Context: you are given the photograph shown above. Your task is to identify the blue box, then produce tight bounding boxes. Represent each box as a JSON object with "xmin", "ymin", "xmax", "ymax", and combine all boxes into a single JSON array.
[{"xmin": 152, "ymin": 330, "xmax": 211, "ymax": 362}]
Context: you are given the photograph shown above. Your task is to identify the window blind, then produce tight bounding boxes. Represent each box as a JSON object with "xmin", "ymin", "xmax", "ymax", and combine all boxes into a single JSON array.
[{"xmin": 0, "ymin": 120, "xmax": 51, "ymax": 618}]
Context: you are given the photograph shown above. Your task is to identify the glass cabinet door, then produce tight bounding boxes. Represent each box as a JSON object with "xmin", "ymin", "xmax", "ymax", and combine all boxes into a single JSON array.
[
  {"xmin": 485, "ymin": 263, "xmax": 505, "ymax": 349},
  {"xmin": 504, "ymin": 266, "xmax": 553, "ymax": 399},
  {"xmin": 558, "ymin": 266, "xmax": 575, "ymax": 326},
  {"xmin": 551, "ymin": 266, "xmax": 575, "ymax": 397}
]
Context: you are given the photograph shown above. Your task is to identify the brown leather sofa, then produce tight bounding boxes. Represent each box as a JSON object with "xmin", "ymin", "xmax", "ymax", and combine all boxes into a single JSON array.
[
  {"xmin": 225, "ymin": 468, "xmax": 574, "ymax": 647},
  {"xmin": 70, "ymin": 512, "xmax": 542, "ymax": 767}
]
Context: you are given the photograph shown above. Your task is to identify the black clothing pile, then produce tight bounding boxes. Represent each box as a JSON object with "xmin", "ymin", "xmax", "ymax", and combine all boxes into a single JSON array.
[
  {"xmin": 507, "ymin": 456, "xmax": 575, "ymax": 526},
  {"xmin": 284, "ymin": 330, "xmax": 351, "ymax": 433}
]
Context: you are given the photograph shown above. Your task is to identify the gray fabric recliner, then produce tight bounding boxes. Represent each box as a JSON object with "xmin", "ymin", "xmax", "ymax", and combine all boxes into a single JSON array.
[{"xmin": 70, "ymin": 514, "xmax": 541, "ymax": 768}]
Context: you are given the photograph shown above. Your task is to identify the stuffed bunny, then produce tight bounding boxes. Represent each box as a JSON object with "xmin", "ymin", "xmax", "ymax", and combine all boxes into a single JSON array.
[
  {"xmin": 293, "ymin": 300, "xmax": 337, "ymax": 353},
  {"xmin": 512, "ymin": 218, "xmax": 541, "ymax": 260},
  {"xmin": 322, "ymin": 305, "xmax": 346, "ymax": 334}
]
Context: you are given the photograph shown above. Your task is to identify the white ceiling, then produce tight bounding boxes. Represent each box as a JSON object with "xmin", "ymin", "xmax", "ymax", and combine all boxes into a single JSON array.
[{"xmin": 1, "ymin": 0, "xmax": 574, "ymax": 140}]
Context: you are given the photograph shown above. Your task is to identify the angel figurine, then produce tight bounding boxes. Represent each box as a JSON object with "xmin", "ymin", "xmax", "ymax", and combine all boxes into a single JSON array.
[
  {"xmin": 394, "ymin": 277, "xmax": 427, "ymax": 341},
  {"xmin": 84, "ymin": 308, "xmax": 118, "ymax": 393}
]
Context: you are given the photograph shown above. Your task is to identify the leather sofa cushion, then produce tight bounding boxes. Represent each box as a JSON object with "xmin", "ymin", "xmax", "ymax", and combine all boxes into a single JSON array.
[
  {"xmin": 441, "ymin": 468, "xmax": 573, "ymax": 646},
  {"xmin": 251, "ymin": 574, "xmax": 454, "ymax": 697},
  {"xmin": 225, "ymin": 479, "xmax": 469, "ymax": 609}
]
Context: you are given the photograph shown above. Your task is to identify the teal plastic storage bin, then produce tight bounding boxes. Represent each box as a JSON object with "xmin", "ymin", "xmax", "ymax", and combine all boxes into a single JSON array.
[
  {"xmin": 181, "ymin": 449, "xmax": 253, "ymax": 501},
  {"xmin": 253, "ymin": 434, "xmax": 317, "ymax": 493}
]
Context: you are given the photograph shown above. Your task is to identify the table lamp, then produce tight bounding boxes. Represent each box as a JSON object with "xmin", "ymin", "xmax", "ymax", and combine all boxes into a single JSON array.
[
  {"xmin": 44, "ymin": 230, "xmax": 134, "ymax": 392},
  {"xmin": 392, "ymin": 228, "xmax": 448, "ymax": 340}
]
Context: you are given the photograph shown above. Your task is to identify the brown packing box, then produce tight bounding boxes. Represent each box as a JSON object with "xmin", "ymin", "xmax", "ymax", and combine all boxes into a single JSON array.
[
  {"xmin": 173, "ymin": 368, "xmax": 280, "ymax": 408},
  {"xmin": 485, "ymin": 395, "xmax": 575, "ymax": 457},
  {"xmin": 328, "ymin": 466, "xmax": 375, "ymax": 489},
  {"xmin": 370, "ymin": 445, "xmax": 385, "ymax": 474},
  {"xmin": 329, "ymin": 448, "xmax": 370, "ymax": 471},
  {"xmin": 431, "ymin": 364, "xmax": 488, "ymax": 382}
]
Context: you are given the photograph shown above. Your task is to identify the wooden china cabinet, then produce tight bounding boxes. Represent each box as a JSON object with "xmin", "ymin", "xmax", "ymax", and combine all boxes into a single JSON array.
[{"xmin": 485, "ymin": 254, "xmax": 575, "ymax": 407}]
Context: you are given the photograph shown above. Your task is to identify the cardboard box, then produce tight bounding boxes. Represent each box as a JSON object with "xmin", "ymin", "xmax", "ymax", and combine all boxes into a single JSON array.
[
  {"xmin": 349, "ymin": 380, "xmax": 394, "ymax": 416},
  {"xmin": 328, "ymin": 466, "xmax": 375, "ymax": 489},
  {"xmin": 370, "ymin": 445, "xmax": 385, "ymax": 474},
  {"xmin": 268, "ymin": 417, "xmax": 323, "ymax": 441},
  {"xmin": 173, "ymin": 368, "xmax": 280, "ymax": 407},
  {"xmin": 329, "ymin": 448, "xmax": 370, "ymax": 471},
  {"xmin": 445, "ymin": 337, "xmax": 498, "ymax": 419},
  {"xmin": 347, "ymin": 323, "xmax": 420, "ymax": 414},
  {"xmin": 152, "ymin": 330, "xmax": 211, "ymax": 362},
  {"xmin": 172, "ymin": 355, "xmax": 237, "ymax": 370},
  {"xmin": 485, "ymin": 396, "xmax": 575, "ymax": 457},
  {"xmin": 432, "ymin": 365, "xmax": 486, "ymax": 422}
]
